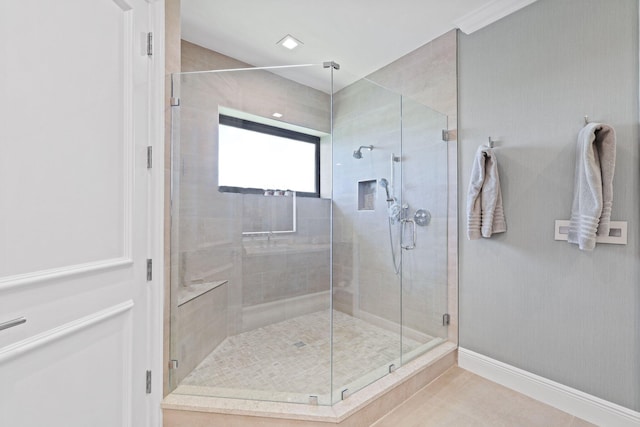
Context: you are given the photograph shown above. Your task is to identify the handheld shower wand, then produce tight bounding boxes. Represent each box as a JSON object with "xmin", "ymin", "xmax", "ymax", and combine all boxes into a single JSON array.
[
  {"xmin": 380, "ymin": 177, "xmax": 401, "ymax": 223},
  {"xmin": 379, "ymin": 177, "xmax": 401, "ymax": 275},
  {"xmin": 379, "ymin": 178, "xmax": 394, "ymax": 202}
]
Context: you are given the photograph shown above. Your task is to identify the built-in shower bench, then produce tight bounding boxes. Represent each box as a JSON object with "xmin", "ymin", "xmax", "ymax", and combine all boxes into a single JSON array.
[{"xmin": 178, "ymin": 280, "xmax": 227, "ymax": 307}]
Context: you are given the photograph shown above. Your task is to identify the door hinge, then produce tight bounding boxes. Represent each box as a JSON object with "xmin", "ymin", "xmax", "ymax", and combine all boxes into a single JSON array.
[
  {"xmin": 146, "ymin": 32, "xmax": 153, "ymax": 56},
  {"xmin": 147, "ymin": 146, "xmax": 153, "ymax": 169},
  {"xmin": 442, "ymin": 313, "xmax": 451, "ymax": 326},
  {"xmin": 146, "ymin": 370, "xmax": 152, "ymax": 394},
  {"xmin": 146, "ymin": 259, "xmax": 152, "ymax": 281},
  {"xmin": 442, "ymin": 129, "xmax": 457, "ymax": 142}
]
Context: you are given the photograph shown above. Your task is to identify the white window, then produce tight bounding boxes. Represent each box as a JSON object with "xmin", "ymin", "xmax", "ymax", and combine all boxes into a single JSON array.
[{"xmin": 218, "ymin": 115, "xmax": 320, "ymax": 197}]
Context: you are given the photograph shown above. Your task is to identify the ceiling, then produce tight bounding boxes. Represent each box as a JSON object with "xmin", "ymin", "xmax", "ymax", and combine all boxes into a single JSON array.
[{"xmin": 180, "ymin": 0, "xmax": 537, "ymax": 91}]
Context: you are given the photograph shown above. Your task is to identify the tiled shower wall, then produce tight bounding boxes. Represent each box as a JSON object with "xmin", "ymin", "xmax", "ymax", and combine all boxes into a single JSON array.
[
  {"xmin": 241, "ymin": 196, "xmax": 331, "ymax": 308},
  {"xmin": 239, "ymin": 195, "xmax": 331, "ymax": 331}
]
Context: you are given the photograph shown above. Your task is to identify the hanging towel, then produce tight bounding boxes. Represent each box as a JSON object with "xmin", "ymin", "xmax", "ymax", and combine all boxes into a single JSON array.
[
  {"xmin": 467, "ymin": 145, "xmax": 507, "ymax": 240},
  {"xmin": 568, "ymin": 123, "xmax": 616, "ymax": 251}
]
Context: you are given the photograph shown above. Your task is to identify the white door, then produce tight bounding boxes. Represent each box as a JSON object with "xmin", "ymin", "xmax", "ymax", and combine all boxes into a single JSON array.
[{"xmin": 0, "ymin": 0, "xmax": 163, "ymax": 426}]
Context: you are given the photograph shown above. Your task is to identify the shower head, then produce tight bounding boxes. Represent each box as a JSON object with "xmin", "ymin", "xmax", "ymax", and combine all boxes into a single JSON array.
[
  {"xmin": 379, "ymin": 178, "xmax": 394, "ymax": 202},
  {"xmin": 353, "ymin": 145, "xmax": 373, "ymax": 159}
]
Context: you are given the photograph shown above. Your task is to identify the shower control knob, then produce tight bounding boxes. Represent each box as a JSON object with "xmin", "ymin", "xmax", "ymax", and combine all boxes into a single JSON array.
[{"xmin": 414, "ymin": 209, "xmax": 431, "ymax": 226}]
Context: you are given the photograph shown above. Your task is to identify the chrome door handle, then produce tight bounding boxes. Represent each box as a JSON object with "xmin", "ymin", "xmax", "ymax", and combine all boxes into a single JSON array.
[
  {"xmin": 0, "ymin": 317, "xmax": 26, "ymax": 332},
  {"xmin": 401, "ymin": 219, "xmax": 416, "ymax": 250}
]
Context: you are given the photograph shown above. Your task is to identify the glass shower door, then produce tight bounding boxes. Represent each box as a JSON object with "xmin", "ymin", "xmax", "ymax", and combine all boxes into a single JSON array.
[
  {"xmin": 330, "ymin": 78, "xmax": 449, "ymax": 403},
  {"xmin": 399, "ymin": 97, "xmax": 449, "ymax": 364},
  {"xmin": 330, "ymin": 78, "xmax": 403, "ymax": 403}
]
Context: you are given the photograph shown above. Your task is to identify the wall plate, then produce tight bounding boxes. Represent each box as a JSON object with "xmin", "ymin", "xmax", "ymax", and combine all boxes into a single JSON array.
[{"xmin": 554, "ymin": 220, "xmax": 627, "ymax": 245}]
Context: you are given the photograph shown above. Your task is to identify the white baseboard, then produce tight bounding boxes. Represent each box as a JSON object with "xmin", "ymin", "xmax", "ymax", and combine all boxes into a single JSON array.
[{"xmin": 458, "ymin": 348, "xmax": 640, "ymax": 427}]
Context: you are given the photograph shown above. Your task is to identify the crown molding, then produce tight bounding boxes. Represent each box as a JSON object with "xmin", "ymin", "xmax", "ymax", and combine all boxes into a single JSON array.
[{"xmin": 454, "ymin": 0, "xmax": 538, "ymax": 34}]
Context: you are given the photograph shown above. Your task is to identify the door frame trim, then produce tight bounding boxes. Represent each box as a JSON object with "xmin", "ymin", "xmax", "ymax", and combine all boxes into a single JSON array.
[{"xmin": 146, "ymin": 0, "xmax": 166, "ymax": 425}]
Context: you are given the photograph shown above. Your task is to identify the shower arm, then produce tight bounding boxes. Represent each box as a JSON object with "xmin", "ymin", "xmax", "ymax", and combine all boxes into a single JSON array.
[{"xmin": 353, "ymin": 145, "xmax": 374, "ymax": 159}]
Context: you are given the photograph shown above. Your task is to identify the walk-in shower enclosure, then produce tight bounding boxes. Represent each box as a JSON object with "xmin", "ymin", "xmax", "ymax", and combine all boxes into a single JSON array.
[{"xmin": 169, "ymin": 63, "xmax": 449, "ymax": 405}]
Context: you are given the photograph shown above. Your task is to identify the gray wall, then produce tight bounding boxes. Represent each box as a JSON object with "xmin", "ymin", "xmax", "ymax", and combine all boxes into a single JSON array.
[{"xmin": 458, "ymin": 0, "xmax": 639, "ymax": 411}]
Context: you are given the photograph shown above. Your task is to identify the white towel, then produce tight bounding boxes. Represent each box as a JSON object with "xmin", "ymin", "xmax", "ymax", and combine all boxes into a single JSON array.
[
  {"xmin": 467, "ymin": 145, "xmax": 507, "ymax": 240},
  {"xmin": 568, "ymin": 123, "xmax": 616, "ymax": 250}
]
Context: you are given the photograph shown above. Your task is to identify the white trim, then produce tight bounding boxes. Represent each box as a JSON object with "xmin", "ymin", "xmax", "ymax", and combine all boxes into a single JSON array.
[
  {"xmin": 122, "ymin": 299, "xmax": 134, "ymax": 427},
  {"xmin": 121, "ymin": 3, "xmax": 134, "ymax": 262},
  {"xmin": 454, "ymin": 0, "xmax": 538, "ymax": 34},
  {"xmin": 0, "ymin": 257, "xmax": 133, "ymax": 291},
  {"xmin": 458, "ymin": 348, "xmax": 640, "ymax": 427},
  {"xmin": 112, "ymin": 0, "xmax": 133, "ymax": 11},
  {"xmin": 0, "ymin": 301, "xmax": 134, "ymax": 364},
  {"xmin": 147, "ymin": 1, "xmax": 165, "ymax": 426}
]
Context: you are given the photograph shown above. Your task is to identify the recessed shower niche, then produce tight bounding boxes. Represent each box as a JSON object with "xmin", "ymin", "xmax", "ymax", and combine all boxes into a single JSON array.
[{"xmin": 358, "ymin": 179, "xmax": 377, "ymax": 211}]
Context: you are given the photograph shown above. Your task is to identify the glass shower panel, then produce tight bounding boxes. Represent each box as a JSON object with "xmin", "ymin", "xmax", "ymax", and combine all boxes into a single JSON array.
[
  {"xmin": 169, "ymin": 64, "xmax": 334, "ymax": 404},
  {"xmin": 330, "ymin": 77, "xmax": 403, "ymax": 404},
  {"xmin": 399, "ymin": 97, "xmax": 449, "ymax": 363}
]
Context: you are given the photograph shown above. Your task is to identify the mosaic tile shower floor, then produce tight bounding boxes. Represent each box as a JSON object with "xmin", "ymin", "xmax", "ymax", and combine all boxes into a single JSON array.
[{"xmin": 175, "ymin": 310, "xmax": 439, "ymax": 404}]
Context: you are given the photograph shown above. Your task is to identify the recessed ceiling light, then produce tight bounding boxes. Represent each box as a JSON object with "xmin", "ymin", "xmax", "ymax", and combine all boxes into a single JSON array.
[
  {"xmin": 272, "ymin": 112, "xmax": 283, "ymax": 118},
  {"xmin": 277, "ymin": 34, "xmax": 303, "ymax": 50}
]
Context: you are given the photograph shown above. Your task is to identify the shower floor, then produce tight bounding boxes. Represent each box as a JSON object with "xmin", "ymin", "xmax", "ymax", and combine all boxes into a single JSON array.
[{"xmin": 174, "ymin": 310, "xmax": 442, "ymax": 404}]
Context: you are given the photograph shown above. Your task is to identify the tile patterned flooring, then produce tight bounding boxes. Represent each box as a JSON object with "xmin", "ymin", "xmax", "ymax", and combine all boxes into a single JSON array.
[
  {"xmin": 175, "ymin": 310, "xmax": 437, "ymax": 404},
  {"xmin": 372, "ymin": 367, "xmax": 596, "ymax": 427}
]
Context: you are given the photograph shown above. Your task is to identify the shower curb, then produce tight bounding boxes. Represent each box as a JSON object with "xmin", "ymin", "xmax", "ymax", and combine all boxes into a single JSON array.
[{"xmin": 162, "ymin": 342, "xmax": 456, "ymax": 426}]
